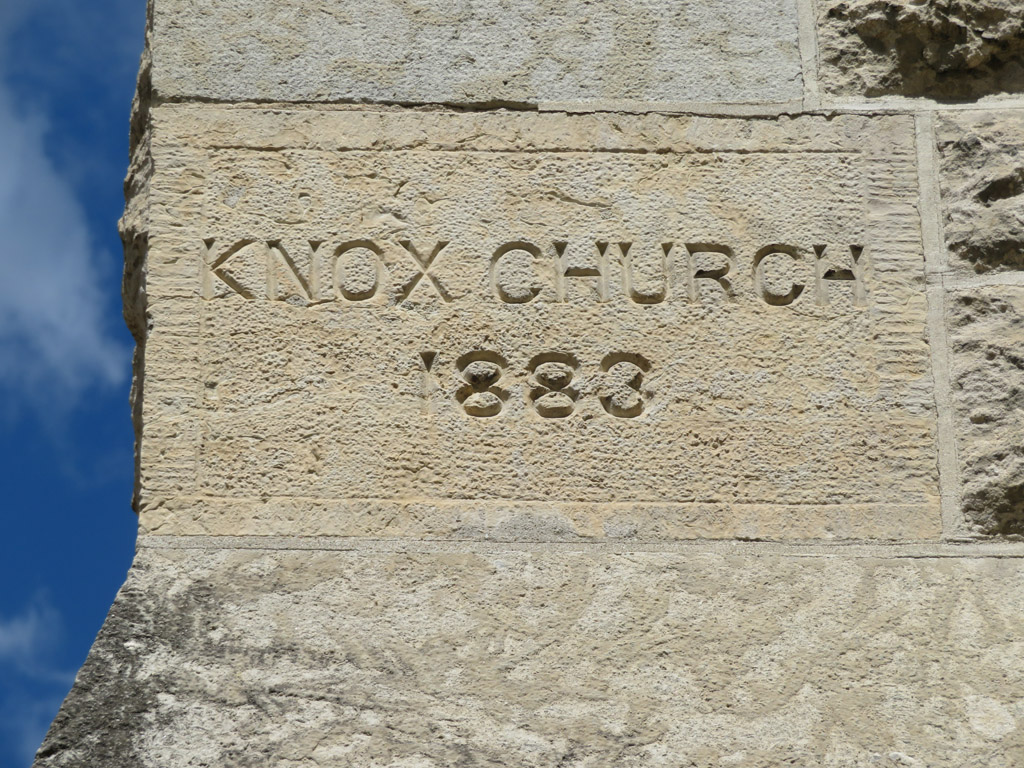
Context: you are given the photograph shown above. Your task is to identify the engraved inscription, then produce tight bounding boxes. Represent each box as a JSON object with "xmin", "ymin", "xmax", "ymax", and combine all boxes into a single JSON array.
[
  {"xmin": 618, "ymin": 242, "xmax": 670, "ymax": 305},
  {"xmin": 164, "ymin": 120, "xmax": 939, "ymax": 542},
  {"xmin": 754, "ymin": 244, "xmax": 804, "ymax": 306},
  {"xmin": 555, "ymin": 241, "xmax": 610, "ymax": 303},
  {"xmin": 600, "ymin": 353, "xmax": 652, "ymax": 419},
  {"xmin": 266, "ymin": 240, "xmax": 313, "ymax": 303},
  {"xmin": 686, "ymin": 243, "xmax": 735, "ymax": 302},
  {"xmin": 201, "ymin": 238, "xmax": 869, "ymax": 309},
  {"xmin": 430, "ymin": 351, "xmax": 654, "ymax": 419},
  {"xmin": 418, "ymin": 351, "xmax": 439, "ymax": 415},
  {"xmin": 490, "ymin": 242, "xmax": 543, "ymax": 304},
  {"xmin": 814, "ymin": 244, "xmax": 867, "ymax": 307},
  {"xmin": 456, "ymin": 352, "xmax": 509, "ymax": 418},
  {"xmin": 398, "ymin": 240, "xmax": 452, "ymax": 303},
  {"xmin": 334, "ymin": 240, "xmax": 384, "ymax": 302},
  {"xmin": 202, "ymin": 239, "xmax": 258, "ymax": 299},
  {"xmin": 528, "ymin": 353, "xmax": 581, "ymax": 419}
]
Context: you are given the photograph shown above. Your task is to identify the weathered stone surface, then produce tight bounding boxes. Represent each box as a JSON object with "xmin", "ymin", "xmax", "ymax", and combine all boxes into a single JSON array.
[
  {"xmin": 136, "ymin": 106, "xmax": 939, "ymax": 542},
  {"xmin": 35, "ymin": 546, "xmax": 1024, "ymax": 767},
  {"xmin": 937, "ymin": 111, "xmax": 1024, "ymax": 273},
  {"xmin": 817, "ymin": 0, "xmax": 1024, "ymax": 99},
  {"xmin": 37, "ymin": 1, "xmax": 1024, "ymax": 764},
  {"xmin": 32, "ymin": 567, "xmax": 159, "ymax": 768},
  {"xmin": 948, "ymin": 287, "xmax": 1024, "ymax": 536},
  {"xmin": 149, "ymin": 0, "xmax": 804, "ymax": 107}
]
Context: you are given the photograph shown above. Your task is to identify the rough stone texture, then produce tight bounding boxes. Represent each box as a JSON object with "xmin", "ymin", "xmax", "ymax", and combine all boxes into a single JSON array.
[
  {"xmin": 35, "ymin": 547, "xmax": 1024, "ymax": 767},
  {"xmin": 816, "ymin": 0, "xmax": 1024, "ymax": 99},
  {"xmin": 149, "ymin": 0, "xmax": 804, "ymax": 107},
  {"xmin": 948, "ymin": 287, "xmax": 1024, "ymax": 536},
  {"xmin": 135, "ymin": 106, "xmax": 938, "ymax": 542},
  {"xmin": 936, "ymin": 110, "xmax": 1024, "ymax": 273},
  {"xmin": 34, "ymin": 1, "xmax": 1024, "ymax": 764},
  {"xmin": 32, "ymin": 565, "xmax": 159, "ymax": 768}
]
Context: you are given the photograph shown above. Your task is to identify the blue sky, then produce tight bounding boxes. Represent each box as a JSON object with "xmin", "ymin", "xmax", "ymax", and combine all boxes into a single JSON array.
[{"xmin": 0, "ymin": 1, "xmax": 146, "ymax": 764}]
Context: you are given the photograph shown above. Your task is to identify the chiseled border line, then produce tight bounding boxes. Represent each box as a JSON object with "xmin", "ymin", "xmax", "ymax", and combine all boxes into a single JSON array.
[
  {"xmin": 138, "ymin": 534, "xmax": 1024, "ymax": 559},
  {"xmin": 795, "ymin": 0, "xmax": 822, "ymax": 111},
  {"xmin": 822, "ymin": 97, "xmax": 1024, "ymax": 115},
  {"xmin": 915, "ymin": 112, "xmax": 963, "ymax": 539}
]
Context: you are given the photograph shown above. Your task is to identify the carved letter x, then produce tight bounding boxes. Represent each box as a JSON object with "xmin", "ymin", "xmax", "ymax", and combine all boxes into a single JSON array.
[{"xmin": 397, "ymin": 241, "xmax": 451, "ymax": 303}]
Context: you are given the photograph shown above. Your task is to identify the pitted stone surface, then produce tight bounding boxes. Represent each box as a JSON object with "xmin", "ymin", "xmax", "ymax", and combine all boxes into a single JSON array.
[
  {"xmin": 136, "ymin": 107, "xmax": 939, "ymax": 541},
  {"xmin": 948, "ymin": 287, "xmax": 1024, "ymax": 536},
  {"xmin": 937, "ymin": 111, "xmax": 1024, "ymax": 274},
  {"xmin": 34, "ymin": 547, "xmax": 1024, "ymax": 768},
  {"xmin": 34, "ymin": 1, "xmax": 1024, "ymax": 764},
  {"xmin": 149, "ymin": 0, "xmax": 804, "ymax": 107},
  {"xmin": 817, "ymin": 0, "xmax": 1024, "ymax": 99}
]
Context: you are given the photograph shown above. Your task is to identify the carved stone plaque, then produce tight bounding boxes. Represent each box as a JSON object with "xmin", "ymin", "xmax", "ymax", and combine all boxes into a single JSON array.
[
  {"xmin": 38, "ymin": 1, "xmax": 1024, "ymax": 764},
  {"xmin": 140, "ymin": 107, "xmax": 938, "ymax": 541}
]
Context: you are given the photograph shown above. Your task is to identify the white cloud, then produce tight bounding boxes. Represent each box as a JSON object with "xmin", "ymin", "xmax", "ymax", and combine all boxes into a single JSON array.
[
  {"xmin": 0, "ymin": 601, "xmax": 48, "ymax": 662},
  {"xmin": 0, "ymin": 595, "xmax": 62, "ymax": 673},
  {"xmin": 0, "ymin": 85, "xmax": 127, "ymax": 397},
  {"xmin": 0, "ymin": 9, "xmax": 129, "ymax": 404},
  {"xmin": 0, "ymin": 597, "xmax": 74, "ymax": 767}
]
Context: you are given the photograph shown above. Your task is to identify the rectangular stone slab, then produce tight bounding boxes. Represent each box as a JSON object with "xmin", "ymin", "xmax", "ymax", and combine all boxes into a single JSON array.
[
  {"xmin": 947, "ymin": 285, "xmax": 1024, "ymax": 536},
  {"xmin": 149, "ymin": 0, "xmax": 804, "ymax": 107},
  {"xmin": 138, "ymin": 107, "xmax": 940, "ymax": 541},
  {"xmin": 936, "ymin": 111, "xmax": 1024, "ymax": 275},
  {"xmin": 34, "ymin": 545, "xmax": 1024, "ymax": 767}
]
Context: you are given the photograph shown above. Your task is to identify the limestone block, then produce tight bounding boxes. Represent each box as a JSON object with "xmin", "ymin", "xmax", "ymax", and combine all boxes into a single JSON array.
[
  {"xmin": 148, "ymin": 0, "xmax": 804, "ymax": 107},
  {"xmin": 36, "ymin": 3, "xmax": 1024, "ymax": 766},
  {"xmin": 816, "ymin": 0, "xmax": 1024, "ymax": 99},
  {"xmin": 948, "ymin": 286, "xmax": 1024, "ymax": 535},
  {"xmin": 137, "ymin": 107, "xmax": 940, "ymax": 541},
  {"xmin": 936, "ymin": 111, "xmax": 1024, "ymax": 274},
  {"xmin": 34, "ymin": 546, "xmax": 1024, "ymax": 767}
]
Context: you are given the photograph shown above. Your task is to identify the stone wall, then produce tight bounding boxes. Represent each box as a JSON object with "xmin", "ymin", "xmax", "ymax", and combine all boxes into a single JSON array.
[{"xmin": 35, "ymin": 2, "xmax": 1024, "ymax": 765}]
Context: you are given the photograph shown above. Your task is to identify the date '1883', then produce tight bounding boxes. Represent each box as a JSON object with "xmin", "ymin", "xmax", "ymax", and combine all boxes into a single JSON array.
[{"xmin": 420, "ymin": 351, "xmax": 653, "ymax": 419}]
